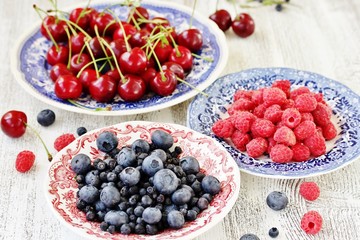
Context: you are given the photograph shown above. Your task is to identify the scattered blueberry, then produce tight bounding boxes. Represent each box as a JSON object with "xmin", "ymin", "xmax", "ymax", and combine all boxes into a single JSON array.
[
  {"xmin": 201, "ymin": 175, "xmax": 221, "ymax": 195},
  {"xmin": 275, "ymin": 3, "xmax": 283, "ymax": 11},
  {"xmin": 71, "ymin": 154, "xmax": 91, "ymax": 175},
  {"xmin": 77, "ymin": 127, "xmax": 87, "ymax": 136},
  {"xmin": 167, "ymin": 210, "xmax": 185, "ymax": 229},
  {"xmin": 96, "ymin": 131, "xmax": 118, "ymax": 153},
  {"xmin": 240, "ymin": 233, "xmax": 260, "ymax": 240},
  {"xmin": 151, "ymin": 130, "xmax": 174, "ymax": 150},
  {"xmin": 37, "ymin": 109, "xmax": 55, "ymax": 127},
  {"xmin": 180, "ymin": 156, "xmax": 200, "ymax": 174},
  {"xmin": 269, "ymin": 227, "xmax": 279, "ymax": 238},
  {"xmin": 266, "ymin": 191, "xmax": 288, "ymax": 211}
]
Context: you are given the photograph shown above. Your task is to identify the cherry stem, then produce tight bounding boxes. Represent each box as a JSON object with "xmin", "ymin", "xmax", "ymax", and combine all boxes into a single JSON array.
[
  {"xmin": 64, "ymin": 28, "xmax": 72, "ymax": 69},
  {"xmin": 191, "ymin": 53, "xmax": 214, "ymax": 62},
  {"xmin": 76, "ymin": 57, "xmax": 112, "ymax": 78},
  {"xmin": 130, "ymin": 15, "xmax": 141, "ymax": 30},
  {"xmin": 176, "ymin": 76, "xmax": 208, "ymax": 97},
  {"xmin": 189, "ymin": 0, "xmax": 198, "ymax": 29},
  {"xmin": 106, "ymin": 9, "xmax": 131, "ymax": 52},
  {"xmin": 94, "ymin": 26, "xmax": 114, "ymax": 70},
  {"xmin": 99, "ymin": 38, "xmax": 125, "ymax": 81},
  {"xmin": 68, "ymin": 99, "xmax": 112, "ymax": 111},
  {"xmin": 147, "ymin": 38, "xmax": 166, "ymax": 81},
  {"xmin": 23, "ymin": 122, "xmax": 53, "ymax": 162},
  {"xmin": 232, "ymin": 0, "xmax": 239, "ymax": 16}
]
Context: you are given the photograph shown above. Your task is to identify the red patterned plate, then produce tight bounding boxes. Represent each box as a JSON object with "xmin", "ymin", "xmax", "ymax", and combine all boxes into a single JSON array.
[{"xmin": 45, "ymin": 121, "xmax": 240, "ymax": 240}]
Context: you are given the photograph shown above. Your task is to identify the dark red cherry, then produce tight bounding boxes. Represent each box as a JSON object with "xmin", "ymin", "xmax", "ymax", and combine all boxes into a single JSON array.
[
  {"xmin": 113, "ymin": 23, "xmax": 137, "ymax": 42},
  {"xmin": 128, "ymin": 6, "xmax": 149, "ymax": 26},
  {"xmin": 1, "ymin": 110, "xmax": 27, "ymax": 138},
  {"xmin": 69, "ymin": 8, "xmax": 91, "ymax": 30},
  {"xmin": 177, "ymin": 29, "xmax": 203, "ymax": 53},
  {"xmin": 154, "ymin": 41, "xmax": 173, "ymax": 64},
  {"xmin": 140, "ymin": 68, "xmax": 157, "ymax": 87},
  {"xmin": 70, "ymin": 32, "xmax": 87, "ymax": 54},
  {"xmin": 145, "ymin": 17, "xmax": 170, "ymax": 34},
  {"xmin": 129, "ymin": 29, "xmax": 149, "ymax": 48},
  {"xmin": 46, "ymin": 45, "xmax": 69, "ymax": 66},
  {"xmin": 49, "ymin": 63, "xmax": 73, "ymax": 82},
  {"xmin": 70, "ymin": 53, "xmax": 92, "ymax": 74},
  {"xmin": 90, "ymin": 12, "xmax": 116, "ymax": 36},
  {"xmin": 209, "ymin": 9, "xmax": 232, "ymax": 32},
  {"xmin": 88, "ymin": 36, "xmax": 111, "ymax": 58},
  {"xmin": 89, "ymin": 75, "xmax": 117, "ymax": 102},
  {"xmin": 119, "ymin": 47, "xmax": 147, "ymax": 74},
  {"xmin": 232, "ymin": 13, "xmax": 255, "ymax": 38},
  {"xmin": 118, "ymin": 75, "xmax": 146, "ymax": 102},
  {"xmin": 40, "ymin": 15, "xmax": 68, "ymax": 42},
  {"xmin": 79, "ymin": 69, "xmax": 98, "ymax": 92},
  {"xmin": 168, "ymin": 46, "xmax": 193, "ymax": 73},
  {"xmin": 150, "ymin": 70, "xmax": 177, "ymax": 96},
  {"xmin": 54, "ymin": 75, "xmax": 83, "ymax": 99},
  {"xmin": 106, "ymin": 39, "xmax": 128, "ymax": 59},
  {"xmin": 105, "ymin": 69, "xmax": 121, "ymax": 83},
  {"xmin": 162, "ymin": 62, "xmax": 185, "ymax": 80}
]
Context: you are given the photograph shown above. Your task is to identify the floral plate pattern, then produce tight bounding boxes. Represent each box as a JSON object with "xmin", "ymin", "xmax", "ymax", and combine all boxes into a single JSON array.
[
  {"xmin": 45, "ymin": 121, "xmax": 240, "ymax": 240},
  {"xmin": 11, "ymin": 0, "xmax": 227, "ymax": 116},
  {"xmin": 187, "ymin": 68, "xmax": 360, "ymax": 179}
]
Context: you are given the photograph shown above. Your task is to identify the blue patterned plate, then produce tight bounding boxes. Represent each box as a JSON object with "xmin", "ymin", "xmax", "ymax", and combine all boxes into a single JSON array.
[
  {"xmin": 187, "ymin": 68, "xmax": 360, "ymax": 179},
  {"xmin": 10, "ymin": 0, "xmax": 227, "ymax": 116}
]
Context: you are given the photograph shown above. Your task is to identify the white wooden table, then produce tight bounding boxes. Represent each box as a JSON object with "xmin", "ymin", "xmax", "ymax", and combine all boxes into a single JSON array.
[{"xmin": 1, "ymin": 0, "xmax": 360, "ymax": 239}]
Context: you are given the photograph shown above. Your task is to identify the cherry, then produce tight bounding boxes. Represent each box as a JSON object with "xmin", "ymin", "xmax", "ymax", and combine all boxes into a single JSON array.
[
  {"xmin": 112, "ymin": 23, "xmax": 137, "ymax": 42},
  {"xmin": 128, "ymin": 6, "xmax": 149, "ymax": 26},
  {"xmin": 105, "ymin": 69, "xmax": 121, "ymax": 83},
  {"xmin": 54, "ymin": 75, "xmax": 83, "ymax": 99},
  {"xmin": 119, "ymin": 47, "xmax": 147, "ymax": 74},
  {"xmin": 70, "ymin": 32, "xmax": 87, "ymax": 54},
  {"xmin": 168, "ymin": 46, "xmax": 193, "ymax": 73},
  {"xmin": 79, "ymin": 69, "xmax": 98, "ymax": 92},
  {"xmin": 70, "ymin": 53, "xmax": 92, "ymax": 74},
  {"xmin": 89, "ymin": 36, "xmax": 111, "ymax": 58},
  {"xmin": 69, "ymin": 8, "xmax": 91, "ymax": 30},
  {"xmin": 90, "ymin": 12, "xmax": 116, "ymax": 36},
  {"xmin": 107, "ymin": 39, "xmax": 128, "ymax": 59},
  {"xmin": 118, "ymin": 75, "xmax": 146, "ymax": 102},
  {"xmin": 145, "ymin": 17, "xmax": 170, "ymax": 34},
  {"xmin": 150, "ymin": 69, "xmax": 177, "ymax": 96},
  {"xmin": 49, "ymin": 63, "xmax": 73, "ymax": 82},
  {"xmin": 129, "ymin": 29, "xmax": 149, "ymax": 48},
  {"xmin": 162, "ymin": 62, "xmax": 185, "ymax": 80},
  {"xmin": 1, "ymin": 110, "xmax": 27, "ymax": 138},
  {"xmin": 154, "ymin": 41, "xmax": 173, "ymax": 64},
  {"xmin": 232, "ymin": 13, "xmax": 255, "ymax": 38},
  {"xmin": 209, "ymin": 9, "xmax": 232, "ymax": 32},
  {"xmin": 177, "ymin": 29, "xmax": 203, "ymax": 53},
  {"xmin": 40, "ymin": 15, "xmax": 68, "ymax": 43},
  {"xmin": 89, "ymin": 75, "xmax": 117, "ymax": 102},
  {"xmin": 140, "ymin": 67, "xmax": 157, "ymax": 87},
  {"xmin": 46, "ymin": 45, "xmax": 69, "ymax": 66}
]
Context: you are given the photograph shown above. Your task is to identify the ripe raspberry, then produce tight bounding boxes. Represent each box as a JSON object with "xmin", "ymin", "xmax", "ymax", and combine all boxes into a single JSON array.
[
  {"xmin": 253, "ymin": 103, "xmax": 267, "ymax": 118},
  {"xmin": 231, "ymin": 130, "xmax": 251, "ymax": 151},
  {"xmin": 251, "ymin": 118, "xmax": 276, "ymax": 138},
  {"xmin": 295, "ymin": 93, "xmax": 317, "ymax": 112},
  {"xmin": 322, "ymin": 122, "xmax": 337, "ymax": 140},
  {"xmin": 231, "ymin": 111, "xmax": 255, "ymax": 133},
  {"xmin": 272, "ymin": 79, "xmax": 291, "ymax": 98},
  {"xmin": 290, "ymin": 86, "xmax": 311, "ymax": 100},
  {"xmin": 292, "ymin": 143, "xmax": 310, "ymax": 162},
  {"xmin": 294, "ymin": 120, "xmax": 316, "ymax": 141},
  {"xmin": 281, "ymin": 108, "xmax": 302, "ymax": 129},
  {"xmin": 15, "ymin": 150, "xmax": 35, "ymax": 173},
  {"xmin": 229, "ymin": 98, "xmax": 255, "ymax": 112},
  {"xmin": 282, "ymin": 99, "xmax": 295, "ymax": 110},
  {"xmin": 233, "ymin": 89, "xmax": 252, "ymax": 101},
  {"xmin": 300, "ymin": 211, "xmax": 323, "ymax": 235},
  {"xmin": 313, "ymin": 92, "xmax": 326, "ymax": 104},
  {"xmin": 312, "ymin": 103, "xmax": 331, "ymax": 127},
  {"xmin": 263, "ymin": 87, "xmax": 287, "ymax": 107},
  {"xmin": 267, "ymin": 137, "xmax": 277, "ymax": 153},
  {"xmin": 264, "ymin": 104, "xmax": 283, "ymax": 123},
  {"xmin": 54, "ymin": 133, "xmax": 76, "ymax": 151},
  {"xmin": 301, "ymin": 112, "xmax": 314, "ymax": 122},
  {"xmin": 251, "ymin": 89, "xmax": 264, "ymax": 106},
  {"xmin": 246, "ymin": 137, "xmax": 268, "ymax": 158},
  {"xmin": 273, "ymin": 126, "xmax": 296, "ymax": 146},
  {"xmin": 299, "ymin": 182, "xmax": 320, "ymax": 201},
  {"xmin": 270, "ymin": 144, "xmax": 293, "ymax": 163},
  {"xmin": 304, "ymin": 132, "xmax": 326, "ymax": 157},
  {"xmin": 212, "ymin": 119, "xmax": 235, "ymax": 138}
]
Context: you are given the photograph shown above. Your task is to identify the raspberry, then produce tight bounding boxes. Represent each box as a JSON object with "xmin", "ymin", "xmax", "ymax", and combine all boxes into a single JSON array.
[
  {"xmin": 300, "ymin": 211, "xmax": 323, "ymax": 235},
  {"xmin": 251, "ymin": 89, "xmax": 264, "ymax": 106},
  {"xmin": 304, "ymin": 132, "xmax": 326, "ymax": 157},
  {"xmin": 294, "ymin": 120, "xmax": 316, "ymax": 141},
  {"xmin": 231, "ymin": 130, "xmax": 251, "ymax": 151},
  {"xmin": 290, "ymin": 86, "xmax": 311, "ymax": 100},
  {"xmin": 231, "ymin": 111, "xmax": 255, "ymax": 133},
  {"xmin": 272, "ymin": 79, "xmax": 291, "ymax": 98},
  {"xmin": 229, "ymin": 98, "xmax": 255, "ymax": 112},
  {"xmin": 263, "ymin": 87, "xmax": 287, "ymax": 106},
  {"xmin": 212, "ymin": 119, "xmax": 235, "ymax": 138},
  {"xmin": 322, "ymin": 122, "xmax": 337, "ymax": 140},
  {"xmin": 273, "ymin": 126, "xmax": 296, "ymax": 146},
  {"xmin": 292, "ymin": 143, "xmax": 310, "ymax": 162},
  {"xmin": 313, "ymin": 92, "xmax": 326, "ymax": 104},
  {"xmin": 15, "ymin": 150, "xmax": 35, "ymax": 173},
  {"xmin": 282, "ymin": 99, "xmax": 295, "ymax": 109},
  {"xmin": 246, "ymin": 137, "xmax": 268, "ymax": 158},
  {"xmin": 267, "ymin": 137, "xmax": 276, "ymax": 153},
  {"xmin": 54, "ymin": 133, "xmax": 76, "ymax": 151},
  {"xmin": 251, "ymin": 118, "xmax": 276, "ymax": 138},
  {"xmin": 299, "ymin": 182, "xmax": 320, "ymax": 201},
  {"xmin": 233, "ymin": 89, "xmax": 252, "ymax": 101},
  {"xmin": 253, "ymin": 103, "xmax": 267, "ymax": 118},
  {"xmin": 270, "ymin": 144, "xmax": 293, "ymax": 163},
  {"xmin": 294, "ymin": 93, "xmax": 317, "ymax": 112},
  {"xmin": 264, "ymin": 104, "xmax": 283, "ymax": 123},
  {"xmin": 312, "ymin": 103, "xmax": 331, "ymax": 127},
  {"xmin": 301, "ymin": 112, "xmax": 314, "ymax": 122},
  {"xmin": 281, "ymin": 108, "xmax": 301, "ymax": 129}
]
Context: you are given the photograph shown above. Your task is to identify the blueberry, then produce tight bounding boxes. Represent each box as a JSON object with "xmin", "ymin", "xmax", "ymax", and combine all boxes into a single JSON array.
[
  {"xmin": 142, "ymin": 207, "xmax": 162, "ymax": 224},
  {"xmin": 153, "ymin": 169, "xmax": 180, "ymax": 195},
  {"xmin": 135, "ymin": 224, "xmax": 146, "ymax": 234},
  {"xmin": 85, "ymin": 170, "xmax": 101, "ymax": 187},
  {"xmin": 107, "ymin": 225, "xmax": 116, "ymax": 233},
  {"xmin": 275, "ymin": 3, "xmax": 283, "ymax": 12},
  {"xmin": 116, "ymin": 147, "xmax": 136, "ymax": 167},
  {"xmin": 96, "ymin": 131, "xmax": 118, "ymax": 153},
  {"xmin": 167, "ymin": 210, "xmax": 185, "ymax": 229},
  {"xmin": 180, "ymin": 156, "xmax": 200, "ymax": 174},
  {"xmin": 95, "ymin": 200, "xmax": 106, "ymax": 211},
  {"xmin": 106, "ymin": 172, "xmax": 117, "ymax": 182},
  {"xmin": 79, "ymin": 185, "xmax": 99, "ymax": 204},
  {"xmin": 100, "ymin": 221, "xmax": 108, "ymax": 231},
  {"xmin": 269, "ymin": 227, "xmax": 279, "ymax": 238},
  {"xmin": 120, "ymin": 223, "xmax": 132, "ymax": 234},
  {"xmin": 71, "ymin": 154, "xmax": 91, "ymax": 175},
  {"xmin": 100, "ymin": 186, "xmax": 121, "ymax": 207},
  {"xmin": 141, "ymin": 195, "xmax": 153, "ymax": 207},
  {"xmin": 76, "ymin": 127, "xmax": 87, "ymax": 136},
  {"xmin": 134, "ymin": 206, "xmax": 144, "ymax": 217},
  {"xmin": 186, "ymin": 209, "xmax": 197, "ymax": 221},
  {"xmin": 142, "ymin": 155, "xmax": 164, "ymax": 176},
  {"xmin": 75, "ymin": 175, "xmax": 85, "ymax": 184},
  {"xmin": 240, "ymin": 233, "xmax": 260, "ymax": 240},
  {"xmin": 104, "ymin": 210, "xmax": 129, "ymax": 226},
  {"xmin": 171, "ymin": 188, "xmax": 192, "ymax": 205},
  {"xmin": 131, "ymin": 139, "xmax": 150, "ymax": 154},
  {"xmin": 201, "ymin": 175, "xmax": 221, "ymax": 195},
  {"xmin": 266, "ymin": 191, "xmax": 288, "ymax": 211},
  {"xmin": 197, "ymin": 197, "xmax": 209, "ymax": 210},
  {"xmin": 145, "ymin": 224, "xmax": 158, "ymax": 235},
  {"xmin": 96, "ymin": 161, "xmax": 107, "ymax": 171},
  {"xmin": 151, "ymin": 130, "xmax": 174, "ymax": 150},
  {"xmin": 37, "ymin": 109, "xmax": 56, "ymax": 127},
  {"xmin": 164, "ymin": 204, "xmax": 179, "ymax": 215},
  {"xmin": 97, "ymin": 211, "xmax": 106, "ymax": 221},
  {"xmin": 191, "ymin": 180, "xmax": 202, "ymax": 193},
  {"xmin": 149, "ymin": 149, "xmax": 167, "ymax": 162},
  {"xmin": 120, "ymin": 167, "xmax": 141, "ymax": 186},
  {"xmin": 86, "ymin": 210, "xmax": 96, "ymax": 221},
  {"xmin": 202, "ymin": 193, "xmax": 213, "ymax": 202}
]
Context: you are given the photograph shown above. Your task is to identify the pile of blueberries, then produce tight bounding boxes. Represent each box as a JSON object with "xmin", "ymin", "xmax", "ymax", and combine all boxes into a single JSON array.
[{"xmin": 71, "ymin": 129, "xmax": 221, "ymax": 235}]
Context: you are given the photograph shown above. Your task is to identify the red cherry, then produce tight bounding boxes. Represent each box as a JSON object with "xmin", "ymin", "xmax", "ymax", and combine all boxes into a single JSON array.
[
  {"xmin": 113, "ymin": 23, "xmax": 137, "ymax": 42},
  {"xmin": 70, "ymin": 53, "xmax": 92, "ymax": 74},
  {"xmin": 232, "ymin": 13, "xmax": 255, "ymax": 38},
  {"xmin": 1, "ymin": 110, "xmax": 27, "ymax": 138},
  {"xmin": 140, "ymin": 68, "xmax": 157, "ymax": 87},
  {"xmin": 46, "ymin": 45, "xmax": 69, "ymax": 66},
  {"xmin": 145, "ymin": 17, "xmax": 170, "ymax": 34},
  {"xmin": 70, "ymin": 33, "xmax": 87, "ymax": 54},
  {"xmin": 118, "ymin": 75, "xmax": 146, "ymax": 102},
  {"xmin": 154, "ymin": 42, "xmax": 173, "ymax": 64},
  {"xmin": 119, "ymin": 47, "xmax": 147, "ymax": 74},
  {"xmin": 105, "ymin": 69, "xmax": 121, "ymax": 83},
  {"xmin": 88, "ymin": 36, "xmax": 111, "ymax": 58},
  {"xmin": 107, "ymin": 39, "xmax": 128, "ymax": 59},
  {"xmin": 90, "ymin": 12, "xmax": 116, "ymax": 36},
  {"xmin": 128, "ymin": 6, "xmax": 149, "ymax": 26},
  {"xmin": 162, "ymin": 62, "xmax": 185, "ymax": 80},
  {"xmin": 40, "ymin": 15, "xmax": 68, "ymax": 42},
  {"xmin": 54, "ymin": 75, "xmax": 83, "ymax": 99},
  {"xmin": 177, "ymin": 29, "xmax": 203, "ymax": 53},
  {"xmin": 49, "ymin": 63, "xmax": 73, "ymax": 82},
  {"xmin": 79, "ymin": 69, "xmax": 98, "ymax": 92},
  {"xmin": 69, "ymin": 8, "xmax": 91, "ymax": 30},
  {"xmin": 168, "ymin": 46, "xmax": 193, "ymax": 72},
  {"xmin": 209, "ymin": 9, "xmax": 232, "ymax": 32},
  {"xmin": 150, "ymin": 70, "xmax": 177, "ymax": 96},
  {"xmin": 89, "ymin": 75, "xmax": 117, "ymax": 102},
  {"xmin": 129, "ymin": 29, "xmax": 150, "ymax": 48}
]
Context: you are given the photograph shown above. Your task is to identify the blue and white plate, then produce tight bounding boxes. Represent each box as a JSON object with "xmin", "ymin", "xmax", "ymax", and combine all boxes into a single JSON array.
[
  {"xmin": 10, "ymin": 0, "xmax": 227, "ymax": 116},
  {"xmin": 187, "ymin": 68, "xmax": 360, "ymax": 179}
]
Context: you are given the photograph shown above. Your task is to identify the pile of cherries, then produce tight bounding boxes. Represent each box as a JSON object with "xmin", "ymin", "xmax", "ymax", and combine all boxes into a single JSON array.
[{"xmin": 38, "ymin": 3, "xmax": 205, "ymax": 103}]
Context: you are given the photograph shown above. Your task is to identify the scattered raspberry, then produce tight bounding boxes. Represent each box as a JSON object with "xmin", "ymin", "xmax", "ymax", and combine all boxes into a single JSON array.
[
  {"xmin": 253, "ymin": 103, "xmax": 267, "ymax": 118},
  {"xmin": 294, "ymin": 93, "xmax": 317, "ymax": 112},
  {"xmin": 251, "ymin": 118, "xmax": 276, "ymax": 138},
  {"xmin": 272, "ymin": 79, "xmax": 291, "ymax": 98},
  {"xmin": 270, "ymin": 144, "xmax": 293, "ymax": 163},
  {"xmin": 301, "ymin": 112, "xmax": 314, "ymax": 122},
  {"xmin": 251, "ymin": 89, "xmax": 264, "ymax": 105},
  {"xmin": 264, "ymin": 104, "xmax": 283, "ymax": 123},
  {"xmin": 246, "ymin": 137, "xmax": 268, "ymax": 158},
  {"xmin": 281, "ymin": 108, "xmax": 302, "ymax": 129},
  {"xmin": 322, "ymin": 122, "xmax": 337, "ymax": 140},
  {"xmin": 229, "ymin": 98, "xmax": 255, "ymax": 112},
  {"xmin": 231, "ymin": 111, "xmax": 255, "ymax": 133},
  {"xmin": 263, "ymin": 87, "xmax": 287, "ymax": 106},
  {"xmin": 273, "ymin": 126, "xmax": 296, "ymax": 146},
  {"xmin": 54, "ymin": 133, "xmax": 76, "ymax": 151},
  {"xmin": 312, "ymin": 103, "xmax": 332, "ymax": 127},
  {"xmin": 231, "ymin": 130, "xmax": 251, "ymax": 151},
  {"xmin": 233, "ymin": 89, "xmax": 252, "ymax": 101},
  {"xmin": 299, "ymin": 182, "xmax": 320, "ymax": 201},
  {"xmin": 300, "ymin": 211, "xmax": 323, "ymax": 235},
  {"xmin": 294, "ymin": 120, "xmax": 317, "ymax": 141},
  {"xmin": 290, "ymin": 86, "xmax": 311, "ymax": 100},
  {"xmin": 304, "ymin": 132, "xmax": 326, "ymax": 157},
  {"xmin": 15, "ymin": 150, "xmax": 35, "ymax": 173},
  {"xmin": 292, "ymin": 143, "xmax": 311, "ymax": 162}
]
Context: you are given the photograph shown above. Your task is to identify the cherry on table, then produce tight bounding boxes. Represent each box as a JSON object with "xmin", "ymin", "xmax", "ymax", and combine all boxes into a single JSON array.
[
  {"xmin": 168, "ymin": 46, "xmax": 193, "ymax": 73},
  {"xmin": 1, "ymin": 110, "xmax": 27, "ymax": 138},
  {"xmin": 118, "ymin": 75, "xmax": 146, "ymax": 102},
  {"xmin": 49, "ymin": 63, "xmax": 73, "ymax": 82},
  {"xmin": 177, "ymin": 28, "xmax": 203, "ymax": 53},
  {"xmin": 162, "ymin": 62, "xmax": 185, "ymax": 80},
  {"xmin": 54, "ymin": 75, "xmax": 83, "ymax": 99},
  {"xmin": 209, "ymin": 9, "xmax": 232, "ymax": 32},
  {"xmin": 70, "ymin": 53, "xmax": 92, "ymax": 74},
  {"xmin": 232, "ymin": 13, "xmax": 255, "ymax": 38},
  {"xmin": 46, "ymin": 45, "xmax": 69, "ymax": 66},
  {"xmin": 150, "ymin": 70, "xmax": 177, "ymax": 96},
  {"xmin": 119, "ymin": 47, "xmax": 147, "ymax": 75},
  {"xmin": 89, "ymin": 75, "xmax": 117, "ymax": 102},
  {"xmin": 40, "ymin": 15, "xmax": 68, "ymax": 43}
]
